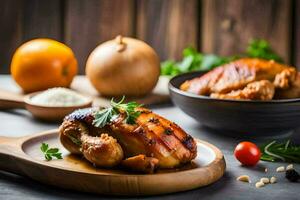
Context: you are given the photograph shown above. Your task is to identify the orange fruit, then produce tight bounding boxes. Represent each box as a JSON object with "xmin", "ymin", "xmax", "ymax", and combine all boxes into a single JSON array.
[{"xmin": 11, "ymin": 38, "xmax": 78, "ymax": 93}]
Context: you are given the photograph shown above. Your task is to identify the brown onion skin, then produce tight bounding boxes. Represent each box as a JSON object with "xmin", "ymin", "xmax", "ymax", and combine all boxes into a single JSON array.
[{"xmin": 85, "ymin": 36, "xmax": 160, "ymax": 97}]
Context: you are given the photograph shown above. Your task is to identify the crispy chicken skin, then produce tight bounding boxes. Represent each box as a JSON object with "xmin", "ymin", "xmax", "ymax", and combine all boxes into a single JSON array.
[
  {"xmin": 275, "ymin": 73, "xmax": 300, "ymax": 99},
  {"xmin": 59, "ymin": 108, "xmax": 197, "ymax": 173},
  {"xmin": 81, "ymin": 134, "xmax": 124, "ymax": 167},
  {"xmin": 110, "ymin": 108, "xmax": 197, "ymax": 168},
  {"xmin": 59, "ymin": 120, "xmax": 86, "ymax": 154},
  {"xmin": 273, "ymin": 69, "xmax": 297, "ymax": 89},
  {"xmin": 180, "ymin": 58, "xmax": 298, "ymax": 100},
  {"xmin": 210, "ymin": 80, "xmax": 275, "ymax": 100},
  {"xmin": 121, "ymin": 154, "xmax": 159, "ymax": 173}
]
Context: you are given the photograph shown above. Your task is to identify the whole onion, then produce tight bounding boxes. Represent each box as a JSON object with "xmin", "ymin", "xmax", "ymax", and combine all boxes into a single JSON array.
[{"xmin": 86, "ymin": 36, "xmax": 160, "ymax": 96}]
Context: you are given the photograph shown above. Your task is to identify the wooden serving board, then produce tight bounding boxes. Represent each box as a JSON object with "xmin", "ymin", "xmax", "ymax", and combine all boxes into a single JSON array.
[{"xmin": 0, "ymin": 130, "xmax": 226, "ymax": 196}]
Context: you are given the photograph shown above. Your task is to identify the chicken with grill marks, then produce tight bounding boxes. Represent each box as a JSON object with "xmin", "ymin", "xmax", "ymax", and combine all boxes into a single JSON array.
[
  {"xmin": 180, "ymin": 58, "xmax": 299, "ymax": 100},
  {"xmin": 59, "ymin": 107, "xmax": 197, "ymax": 173}
]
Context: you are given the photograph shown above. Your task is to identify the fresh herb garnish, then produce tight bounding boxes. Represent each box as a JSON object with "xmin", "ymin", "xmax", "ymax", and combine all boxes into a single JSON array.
[
  {"xmin": 246, "ymin": 39, "xmax": 283, "ymax": 62},
  {"xmin": 161, "ymin": 39, "xmax": 282, "ymax": 76},
  {"xmin": 93, "ymin": 106, "xmax": 117, "ymax": 128},
  {"xmin": 40, "ymin": 143, "xmax": 63, "ymax": 161},
  {"xmin": 260, "ymin": 140, "xmax": 300, "ymax": 163},
  {"xmin": 93, "ymin": 96, "xmax": 142, "ymax": 128}
]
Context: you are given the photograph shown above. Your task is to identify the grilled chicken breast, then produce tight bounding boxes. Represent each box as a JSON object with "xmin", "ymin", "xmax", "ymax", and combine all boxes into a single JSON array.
[
  {"xmin": 59, "ymin": 107, "xmax": 197, "ymax": 172},
  {"xmin": 180, "ymin": 58, "xmax": 298, "ymax": 100}
]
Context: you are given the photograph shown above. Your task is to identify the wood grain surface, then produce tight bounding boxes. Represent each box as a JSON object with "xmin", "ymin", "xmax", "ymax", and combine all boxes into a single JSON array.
[
  {"xmin": 0, "ymin": 0, "xmax": 299, "ymax": 74},
  {"xmin": 23, "ymin": 0, "xmax": 63, "ymax": 41},
  {"xmin": 295, "ymin": 0, "xmax": 300, "ymax": 68},
  {"xmin": 0, "ymin": 0, "xmax": 23, "ymax": 74},
  {"xmin": 136, "ymin": 0, "xmax": 199, "ymax": 60},
  {"xmin": 64, "ymin": 0, "xmax": 135, "ymax": 73},
  {"xmin": 0, "ymin": 130, "xmax": 226, "ymax": 196},
  {"xmin": 201, "ymin": 0, "xmax": 292, "ymax": 63}
]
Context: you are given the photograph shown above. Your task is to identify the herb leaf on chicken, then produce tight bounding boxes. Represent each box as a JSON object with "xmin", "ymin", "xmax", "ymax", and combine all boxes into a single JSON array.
[{"xmin": 93, "ymin": 96, "xmax": 142, "ymax": 128}]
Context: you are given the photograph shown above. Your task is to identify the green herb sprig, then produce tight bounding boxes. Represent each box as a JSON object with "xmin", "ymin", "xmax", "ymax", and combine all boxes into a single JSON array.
[
  {"xmin": 161, "ymin": 39, "xmax": 283, "ymax": 76},
  {"xmin": 246, "ymin": 39, "xmax": 283, "ymax": 62},
  {"xmin": 40, "ymin": 143, "xmax": 63, "ymax": 161},
  {"xmin": 93, "ymin": 96, "xmax": 142, "ymax": 128},
  {"xmin": 260, "ymin": 140, "xmax": 300, "ymax": 163}
]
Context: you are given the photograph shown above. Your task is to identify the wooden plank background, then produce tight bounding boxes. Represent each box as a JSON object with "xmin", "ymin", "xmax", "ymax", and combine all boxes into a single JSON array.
[
  {"xmin": 202, "ymin": 0, "xmax": 291, "ymax": 62},
  {"xmin": 0, "ymin": 0, "xmax": 297, "ymax": 74}
]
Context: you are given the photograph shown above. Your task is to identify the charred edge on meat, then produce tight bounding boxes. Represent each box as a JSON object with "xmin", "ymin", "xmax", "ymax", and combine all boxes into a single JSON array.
[
  {"xmin": 164, "ymin": 128, "xmax": 173, "ymax": 135},
  {"xmin": 148, "ymin": 117, "xmax": 160, "ymax": 124},
  {"xmin": 65, "ymin": 108, "xmax": 95, "ymax": 124},
  {"xmin": 182, "ymin": 135, "xmax": 196, "ymax": 152}
]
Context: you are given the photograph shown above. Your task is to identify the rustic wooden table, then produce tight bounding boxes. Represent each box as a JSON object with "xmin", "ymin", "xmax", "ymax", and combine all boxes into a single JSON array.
[{"xmin": 0, "ymin": 75, "xmax": 299, "ymax": 200}]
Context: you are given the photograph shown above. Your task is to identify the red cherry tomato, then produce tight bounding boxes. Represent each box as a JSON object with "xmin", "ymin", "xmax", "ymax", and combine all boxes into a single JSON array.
[{"xmin": 234, "ymin": 141, "xmax": 261, "ymax": 166}]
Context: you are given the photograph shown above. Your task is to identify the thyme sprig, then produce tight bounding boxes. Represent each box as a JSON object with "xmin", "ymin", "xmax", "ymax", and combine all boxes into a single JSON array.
[
  {"xmin": 260, "ymin": 140, "xmax": 300, "ymax": 163},
  {"xmin": 93, "ymin": 96, "xmax": 142, "ymax": 128}
]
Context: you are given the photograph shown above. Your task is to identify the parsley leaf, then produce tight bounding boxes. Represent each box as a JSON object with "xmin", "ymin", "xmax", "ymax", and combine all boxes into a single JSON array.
[
  {"xmin": 160, "ymin": 39, "xmax": 282, "ymax": 76},
  {"xmin": 92, "ymin": 96, "xmax": 142, "ymax": 128},
  {"xmin": 247, "ymin": 39, "xmax": 283, "ymax": 63},
  {"xmin": 40, "ymin": 143, "xmax": 48, "ymax": 152},
  {"xmin": 93, "ymin": 107, "xmax": 116, "ymax": 128},
  {"xmin": 40, "ymin": 143, "xmax": 63, "ymax": 161}
]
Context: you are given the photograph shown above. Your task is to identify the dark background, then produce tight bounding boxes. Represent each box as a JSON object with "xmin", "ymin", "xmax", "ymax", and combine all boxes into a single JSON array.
[{"xmin": 0, "ymin": 0, "xmax": 299, "ymax": 74}]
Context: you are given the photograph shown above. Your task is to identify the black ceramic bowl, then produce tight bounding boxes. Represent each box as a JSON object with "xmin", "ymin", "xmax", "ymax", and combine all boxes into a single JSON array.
[{"xmin": 169, "ymin": 71, "xmax": 300, "ymax": 137}]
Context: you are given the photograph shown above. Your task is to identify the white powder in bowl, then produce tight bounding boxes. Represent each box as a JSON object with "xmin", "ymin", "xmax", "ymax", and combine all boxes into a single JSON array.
[{"xmin": 30, "ymin": 87, "xmax": 90, "ymax": 107}]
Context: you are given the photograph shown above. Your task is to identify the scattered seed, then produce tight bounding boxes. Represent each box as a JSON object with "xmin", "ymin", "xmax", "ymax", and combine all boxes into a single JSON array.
[
  {"xmin": 260, "ymin": 177, "xmax": 270, "ymax": 184},
  {"xmin": 255, "ymin": 181, "xmax": 265, "ymax": 188},
  {"xmin": 270, "ymin": 176, "xmax": 277, "ymax": 184},
  {"xmin": 276, "ymin": 166, "xmax": 285, "ymax": 172},
  {"xmin": 286, "ymin": 164, "xmax": 294, "ymax": 171},
  {"xmin": 264, "ymin": 168, "xmax": 268, "ymax": 173},
  {"xmin": 237, "ymin": 175, "xmax": 251, "ymax": 183}
]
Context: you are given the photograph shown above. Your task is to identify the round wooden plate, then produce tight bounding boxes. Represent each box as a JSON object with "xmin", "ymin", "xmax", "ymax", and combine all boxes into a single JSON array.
[{"xmin": 0, "ymin": 130, "xmax": 226, "ymax": 196}]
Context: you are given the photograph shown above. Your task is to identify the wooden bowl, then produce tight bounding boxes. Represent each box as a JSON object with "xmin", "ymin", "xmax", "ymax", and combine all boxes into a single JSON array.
[
  {"xmin": 0, "ymin": 89, "xmax": 93, "ymax": 122},
  {"xmin": 169, "ymin": 71, "xmax": 300, "ymax": 137},
  {"xmin": 24, "ymin": 92, "xmax": 93, "ymax": 122}
]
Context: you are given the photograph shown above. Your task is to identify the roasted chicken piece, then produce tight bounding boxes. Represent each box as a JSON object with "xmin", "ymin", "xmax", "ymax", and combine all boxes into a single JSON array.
[
  {"xmin": 121, "ymin": 154, "xmax": 159, "ymax": 174},
  {"xmin": 273, "ymin": 69, "xmax": 297, "ymax": 89},
  {"xmin": 59, "ymin": 119, "xmax": 86, "ymax": 154},
  {"xmin": 109, "ymin": 108, "xmax": 197, "ymax": 168},
  {"xmin": 81, "ymin": 133, "xmax": 124, "ymax": 167},
  {"xmin": 59, "ymin": 107, "xmax": 197, "ymax": 173},
  {"xmin": 275, "ymin": 73, "xmax": 300, "ymax": 99},
  {"xmin": 210, "ymin": 80, "xmax": 275, "ymax": 100},
  {"xmin": 180, "ymin": 58, "xmax": 298, "ymax": 100}
]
